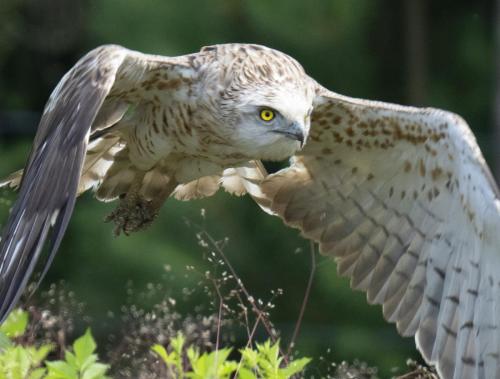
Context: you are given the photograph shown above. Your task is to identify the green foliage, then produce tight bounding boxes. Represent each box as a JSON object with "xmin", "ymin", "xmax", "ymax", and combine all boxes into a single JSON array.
[
  {"xmin": 0, "ymin": 309, "xmax": 312, "ymax": 379},
  {"xmin": 152, "ymin": 333, "xmax": 310, "ymax": 379},
  {"xmin": 45, "ymin": 329, "xmax": 109, "ymax": 379},
  {"xmin": 0, "ymin": 309, "xmax": 29, "ymax": 339},
  {"xmin": 0, "ymin": 310, "xmax": 109, "ymax": 379},
  {"xmin": 0, "ymin": 344, "xmax": 51, "ymax": 379},
  {"xmin": 239, "ymin": 340, "xmax": 310, "ymax": 379},
  {"xmin": 0, "ymin": 310, "xmax": 51, "ymax": 379}
]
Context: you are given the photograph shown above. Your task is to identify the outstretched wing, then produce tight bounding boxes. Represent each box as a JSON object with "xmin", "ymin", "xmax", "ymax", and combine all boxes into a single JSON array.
[
  {"xmin": 0, "ymin": 46, "xmax": 127, "ymax": 322},
  {"xmin": 247, "ymin": 85, "xmax": 500, "ymax": 379},
  {"xmin": 0, "ymin": 45, "xmax": 195, "ymax": 323}
]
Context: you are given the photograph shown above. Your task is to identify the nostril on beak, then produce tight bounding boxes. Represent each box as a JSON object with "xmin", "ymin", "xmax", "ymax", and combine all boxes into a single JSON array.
[
  {"xmin": 271, "ymin": 122, "xmax": 306, "ymax": 146},
  {"xmin": 289, "ymin": 121, "xmax": 305, "ymax": 146}
]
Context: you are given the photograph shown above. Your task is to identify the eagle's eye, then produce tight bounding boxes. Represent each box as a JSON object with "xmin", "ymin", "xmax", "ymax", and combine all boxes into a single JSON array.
[{"xmin": 259, "ymin": 108, "xmax": 275, "ymax": 122}]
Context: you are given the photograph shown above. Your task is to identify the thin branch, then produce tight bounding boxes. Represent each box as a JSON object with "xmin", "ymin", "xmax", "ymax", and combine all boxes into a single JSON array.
[
  {"xmin": 190, "ymin": 220, "xmax": 291, "ymax": 364},
  {"xmin": 235, "ymin": 313, "xmax": 263, "ymax": 377},
  {"xmin": 234, "ymin": 291, "xmax": 251, "ymax": 339},
  {"xmin": 212, "ymin": 280, "xmax": 224, "ymax": 379},
  {"xmin": 200, "ymin": 229, "xmax": 278, "ymax": 342},
  {"xmin": 287, "ymin": 240, "xmax": 317, "ymax": 357},
  {"xmin": 211, "ymin": 277, "xmax": 224, "ymax": 352},
  {"xmin": 196, "ymin": 226, "xmax": 292, "ymax": 364}
]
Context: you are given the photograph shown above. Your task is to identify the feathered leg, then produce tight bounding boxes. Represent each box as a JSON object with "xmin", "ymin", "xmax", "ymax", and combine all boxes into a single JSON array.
[{"xmin": 104, "ymin": 172, "xmax": 176, "ymax": 236}]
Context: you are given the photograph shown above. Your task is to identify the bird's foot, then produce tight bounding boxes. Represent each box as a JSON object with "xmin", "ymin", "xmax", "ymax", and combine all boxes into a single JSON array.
[{"xmin": 105, "ymin": 193, "xmax": 160, "ymax": 236}]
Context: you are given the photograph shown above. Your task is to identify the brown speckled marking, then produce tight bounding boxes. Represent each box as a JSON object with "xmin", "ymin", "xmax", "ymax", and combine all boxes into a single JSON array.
[
  {"xmin": 431, "ymin": 167, "xmax": 443, "ymax": 181},
  {"xmin": 419, "ymin": 159, "xmax": 426, "ymax": 177},
  {"xmin": 404, "ymin": 161, "xmax": 412, "ymax": 173},
  {"xmin": 12, "ymin": 46, "xmax": 500, "ymax": 379},
  {"xmin": 333, "ymin": 132, "xmax": 344, "ymax": 143}
]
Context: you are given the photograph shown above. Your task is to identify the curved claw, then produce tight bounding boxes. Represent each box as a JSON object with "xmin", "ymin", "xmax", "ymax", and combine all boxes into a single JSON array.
[{"xmin": 104, "ymin": 194, "xmax": 159, "ymax": 236}]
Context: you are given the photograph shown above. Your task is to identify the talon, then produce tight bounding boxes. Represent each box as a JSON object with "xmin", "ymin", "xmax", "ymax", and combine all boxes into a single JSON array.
[{"xmin": 105, "ymin": 194, "xmax": 160, "ymax": 237}]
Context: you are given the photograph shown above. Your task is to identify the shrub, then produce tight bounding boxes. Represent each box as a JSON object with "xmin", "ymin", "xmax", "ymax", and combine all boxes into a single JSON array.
[
  {"xmin": 0, "ymin": 309, "xmax": 313, "ymax": 379},
  {"xmin": 0, "ymin": 310, "xmax": 109, "ymax": 379},
  {"xmin": 151, "ymin": 333, "xmax": 310, "ymax": 379}
]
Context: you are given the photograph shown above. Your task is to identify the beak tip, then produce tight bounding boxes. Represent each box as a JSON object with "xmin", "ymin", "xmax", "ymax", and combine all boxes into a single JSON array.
[{"xmin": 298, "ymin": 134, "xmax": 305, "ymax": 147}]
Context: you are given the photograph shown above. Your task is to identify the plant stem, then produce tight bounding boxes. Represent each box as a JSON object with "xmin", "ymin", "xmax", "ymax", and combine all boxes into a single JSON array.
[{"xmin": 287, "ymin": 240, "xmax": 316, "ymax": 357}]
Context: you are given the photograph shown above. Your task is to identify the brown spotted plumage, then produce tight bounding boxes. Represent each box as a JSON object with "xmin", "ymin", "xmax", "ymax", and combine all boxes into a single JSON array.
[{"xmin": 1, "ymin": 43, "xmax": 499, "ymax": 379}]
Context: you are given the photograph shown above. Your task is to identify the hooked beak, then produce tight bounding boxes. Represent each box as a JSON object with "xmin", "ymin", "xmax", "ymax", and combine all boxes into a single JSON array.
[{"xmin": 271, "ymin": 122, "xmax": 305, "ymax": 147}]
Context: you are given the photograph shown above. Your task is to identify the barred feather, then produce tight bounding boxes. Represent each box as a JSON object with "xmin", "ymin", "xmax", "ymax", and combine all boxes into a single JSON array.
[{"xmin": 245, "ymin": 87, "xmax": 500, "ymax": 379}]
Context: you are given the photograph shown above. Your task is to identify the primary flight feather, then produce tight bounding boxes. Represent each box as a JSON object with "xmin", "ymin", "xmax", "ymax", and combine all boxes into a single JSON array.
[{"xmin": 1, "ymin": 43, "xmax": 499, "ymax": 379}]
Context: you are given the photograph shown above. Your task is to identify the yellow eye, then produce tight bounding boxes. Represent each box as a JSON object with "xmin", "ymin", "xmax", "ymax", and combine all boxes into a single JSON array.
[{"xmin": 259, "ymin": 109, "xmax": 275, "ymax": 122}]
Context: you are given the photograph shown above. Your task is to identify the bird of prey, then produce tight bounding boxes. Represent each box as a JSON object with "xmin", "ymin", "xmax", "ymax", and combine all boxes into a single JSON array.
[{"xmin": 0, "ymin": 43, "xmax": 499, "ymax": 379}]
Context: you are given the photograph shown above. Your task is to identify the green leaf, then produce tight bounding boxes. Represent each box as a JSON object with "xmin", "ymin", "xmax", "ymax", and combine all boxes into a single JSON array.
[
  {"xmin": 240, "ymin": 348, "xmax": 258, "ymax": 368},
  {"xmin": 258, "ymin": 340, "xmax": 280, "ymax": 364},
  {"xmin": 170, "ymin": 332, "xmax": 185, "ymax": 355},
  {"xmin": 218, "ymin": 360, "xmax": 238, "ymax": 376},
  {"xmin": 254, "ymin": 340, "xmax": 284, "ymax": 376},
  {"xmin": 29, "ymin": 368, "xmax": 47, "ymax": 379},
  {"xmin": 151, "ymin": 344, "xmax": 169, "ymax": 363},
  {"xmin": 186, "ymin": 346, "xmax": 199, "ymax": 364},
  {"xmin": 73, "ymin": 329, "xmax": 97, "ymax": 367},
  {"xmin": 8, "ymin": 346, "xmax": 29, "ymax": 379},
  {"xmin": 81, "ymin": 354, "xmax": 99, "ymax": 372},
  {"xmin": 64, "ymin": 351, "xmax": 77, "ymax": 368},
  {"xmin": 188, "ymin": 353, "xmax": 208, "ymax": 378},
  {"xmin": 170, "ymin": 333, "xmax": 185, "ymax": 377},
  {"xmin": 81, "ymin": 362, "xmax": 109, "ymax": 379},
  {"xmin": 0, "ymin": 309, "xmax": 28, "ymax": 338},
  {"xmin": 188, "ymin": 348, "xmax": 235, "ymax": 379},
  {"xmin": 280, "ymin": 357, "xmax": 311, "ymax": 377},
  {"xmin": 238, "ymin": 368, "xmax": 258, "ymax": 379},
  {"xmin": 30, "ymin": 344, "xmax": 53, "ymax": 365},
  {"xmin": 46, "ymin": 360, "xmax": 78, "ymax": 379},
  {"xmin": 0, "ymin": 331, "xmax": 12, "ymax": 349}
]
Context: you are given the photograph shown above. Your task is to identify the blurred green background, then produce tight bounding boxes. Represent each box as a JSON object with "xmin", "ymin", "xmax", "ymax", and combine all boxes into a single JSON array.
[{"xmin": 0, "ymin": 0, "xmax": 497, "ymax": 376}]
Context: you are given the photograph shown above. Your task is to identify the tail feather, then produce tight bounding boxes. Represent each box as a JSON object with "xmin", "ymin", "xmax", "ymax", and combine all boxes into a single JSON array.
[{"xmin": 0, "ymin": 135, "xmax": 125, "ymax": 196}]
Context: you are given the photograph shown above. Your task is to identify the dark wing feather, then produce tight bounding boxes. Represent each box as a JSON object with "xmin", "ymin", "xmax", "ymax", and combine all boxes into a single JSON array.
[{"xmin": 0, "ymin": 45, "xmax": 127, "ymax": 322}]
